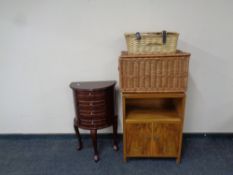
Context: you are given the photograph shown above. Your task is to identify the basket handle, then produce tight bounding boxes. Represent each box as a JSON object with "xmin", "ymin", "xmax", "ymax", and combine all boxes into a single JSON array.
[
  {"xmin": 146, "ymin": 30, "xmax": 167, "ymax": 45},
  {"xmin": 162, "ymin": 30, "xmax": 167, "ymax": 44},
  {"xmin": 135, "ymin": 32, "xmax": 141, "ymax": 40},
  {"xmin": 136, "ymin": 31, "xmax": 167, "ymax": 44}
]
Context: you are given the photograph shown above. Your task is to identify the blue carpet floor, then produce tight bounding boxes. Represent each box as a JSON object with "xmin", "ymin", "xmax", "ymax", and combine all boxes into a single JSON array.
[{"xmin": 0, "ymin": 134, "xmax": 233, "ymax": 175}]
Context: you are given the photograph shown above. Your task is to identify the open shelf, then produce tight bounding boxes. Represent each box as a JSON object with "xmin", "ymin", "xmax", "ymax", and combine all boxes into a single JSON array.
[
  {"xmin": 126, "ymin": 107, "xmax": 181, "ymax": 122},
  {"xmin": 125, "ymin": 98, "xmax": 182, "ymax": 122}
]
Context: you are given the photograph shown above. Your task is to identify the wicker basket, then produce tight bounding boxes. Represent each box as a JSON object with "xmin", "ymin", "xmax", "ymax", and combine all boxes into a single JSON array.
[
  {"xmin": 118, "ymin": 50, "xmax": 190, "ymax": 93},
  {"xmin": 125, "ymin": 32, "xmax": 179, "ymax": 54}
]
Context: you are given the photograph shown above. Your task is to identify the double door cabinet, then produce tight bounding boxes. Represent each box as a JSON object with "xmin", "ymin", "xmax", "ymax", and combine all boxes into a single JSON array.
[{"xmin": 122, "ymin": 93, "xmax": 185, "ymax": 163}]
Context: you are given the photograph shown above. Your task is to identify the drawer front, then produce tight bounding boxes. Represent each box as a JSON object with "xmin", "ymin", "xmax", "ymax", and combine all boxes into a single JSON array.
[
  {"xmin": 78, "ymin": 100, "xmax": 106, "ymax": 112},
  {"xmin": 77, "ymin": 90, "xmax": 105, "ymax": 100},
  {"xmin": 79, "ymin": 111, "xmax": 106, "ymax": 118},
  {"xmin": 79, "ymin": 118, "xmax": 110, "ymax": 129}
]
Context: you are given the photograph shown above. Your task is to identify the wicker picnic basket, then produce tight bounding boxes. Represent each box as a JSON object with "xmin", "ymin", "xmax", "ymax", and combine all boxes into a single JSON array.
[
  {"xmin": 118, "ymin": 50, "xmax": 190, "ymax": 93},
  {"xmin": 125, "ymin": 31, "xmax": 179, "ymax": 54}
]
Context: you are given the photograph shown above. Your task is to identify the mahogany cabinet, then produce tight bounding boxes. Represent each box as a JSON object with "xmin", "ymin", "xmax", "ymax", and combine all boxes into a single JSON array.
[{"xmin": 70, "ymin": 81, "xmax": 118, "ymax": 162}]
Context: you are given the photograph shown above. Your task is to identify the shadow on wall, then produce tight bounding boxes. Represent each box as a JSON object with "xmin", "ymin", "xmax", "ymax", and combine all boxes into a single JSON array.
[
  {"xmin": 179, "ymin": 40, "xmax": 233, "ymax": 132},
  {"xmin": 115, "ymin": 87, "xmax": 123, "ymax": 132}
]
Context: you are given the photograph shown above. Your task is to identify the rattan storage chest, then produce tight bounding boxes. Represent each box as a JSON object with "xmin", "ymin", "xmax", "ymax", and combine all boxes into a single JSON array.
[{"xmin": 118, "ymin": 50, "xmax": 190, "ymax": 93}]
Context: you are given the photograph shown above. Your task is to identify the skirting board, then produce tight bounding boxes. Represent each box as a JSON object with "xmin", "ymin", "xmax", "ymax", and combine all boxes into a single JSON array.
[{"xmin": 0, "ymin": 133, "xmax": 233, "ymax": 139}]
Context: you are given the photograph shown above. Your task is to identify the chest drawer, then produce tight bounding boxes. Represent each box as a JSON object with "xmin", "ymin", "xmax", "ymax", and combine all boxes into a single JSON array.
[
  {"xmin": 70, "ymin": 81, "xmax": 116, "ymax": 130},
  {"xmin": 79, "ymin": 110, "xmax": 106, "ymax": 118},
  {"xmin": 78, "ymin": 100, "xmax": 106, "ymax": 111},
  {"xmin": 77, "ymin": 90, "xmax": 105, "ymax": 100},
  {"xmin": 79, "ymin": 117, "xmax": 110, "ymax": 129}
]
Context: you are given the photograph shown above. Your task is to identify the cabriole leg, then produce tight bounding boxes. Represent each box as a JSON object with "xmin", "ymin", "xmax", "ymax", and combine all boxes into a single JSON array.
[
  {"xmin": 74, "ymin": 123, "xmax": 83, "ymax": 150},
  {"xmin": 90, "ymin": 129, "xmax": 99, "ymax": 162}
]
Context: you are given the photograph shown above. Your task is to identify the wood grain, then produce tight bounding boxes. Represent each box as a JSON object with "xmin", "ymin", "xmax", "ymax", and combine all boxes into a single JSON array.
[
  {"xmin": 122, "ymin": 92, "xmax": 186, "ymax": 163},
  {"xmin": 152, "ymin": 122, "xmax": 180, "ymax": 156},
  {"xmin": 126, "ymin": 122, "xmax": 152, "ymax": 156}
]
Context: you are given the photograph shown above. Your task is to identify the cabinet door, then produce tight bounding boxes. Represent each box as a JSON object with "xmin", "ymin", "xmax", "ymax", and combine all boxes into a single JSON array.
[
  {"xmin": 152, "ymin": 122, "xmax": 180, "ymax": 156},
  {"xmin": 125, "ymin": 122, "xmax": 152, "ymax": 156}
]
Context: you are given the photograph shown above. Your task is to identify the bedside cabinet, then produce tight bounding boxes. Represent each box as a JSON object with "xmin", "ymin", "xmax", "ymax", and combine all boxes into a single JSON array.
[
  {"xmin": 122, "ymin": 93, "xmax": 186, "ymax": 163},
  {"xmin": 70, "ymin": 81, "xmax": 118, "ymax": 162}
]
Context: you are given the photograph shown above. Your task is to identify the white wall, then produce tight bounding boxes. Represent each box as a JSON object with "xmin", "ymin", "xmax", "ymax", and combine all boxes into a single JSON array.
[{"xmin": 0, "ymin": 0, "xmax": 233, "ymax": 133}]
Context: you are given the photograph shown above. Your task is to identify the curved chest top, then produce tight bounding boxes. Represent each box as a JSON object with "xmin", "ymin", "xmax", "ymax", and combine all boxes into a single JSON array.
[{"xmin": 70, "ymin": 81, "xmax": 116, "ymax": 91}]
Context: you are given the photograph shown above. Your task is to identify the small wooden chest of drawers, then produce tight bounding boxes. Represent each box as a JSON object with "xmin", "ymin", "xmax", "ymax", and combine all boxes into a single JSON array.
[{"xmin": 70, "ymin": 81, "xmax": 118, "ymax": 162}]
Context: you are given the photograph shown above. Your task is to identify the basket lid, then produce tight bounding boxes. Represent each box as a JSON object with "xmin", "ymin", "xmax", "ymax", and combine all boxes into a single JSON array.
[{"xmin": 124, "ymin": 32, "xmax": 179, "ymax": 37}]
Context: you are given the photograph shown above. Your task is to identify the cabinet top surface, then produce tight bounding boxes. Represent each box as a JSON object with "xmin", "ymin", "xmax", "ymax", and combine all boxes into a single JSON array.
[{"xmin": 70, "ymin": 81, "xmax": 116, "ymax": 91}]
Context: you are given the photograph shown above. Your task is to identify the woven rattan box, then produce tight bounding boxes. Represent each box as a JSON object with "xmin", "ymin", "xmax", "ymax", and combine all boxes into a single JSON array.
[{"xmin": 118, "ymin": 50, "xmax": 190, "ymax": 93}]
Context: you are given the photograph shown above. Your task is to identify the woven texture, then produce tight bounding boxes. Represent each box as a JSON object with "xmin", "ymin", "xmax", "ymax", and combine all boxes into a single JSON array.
[
  {"xmin": 125, "ymin": 32, "xmax": 179, "ymax": 54},
  {"xmin": 118, "ymin": 51, "xmax": 190, "ymax": 93}
]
